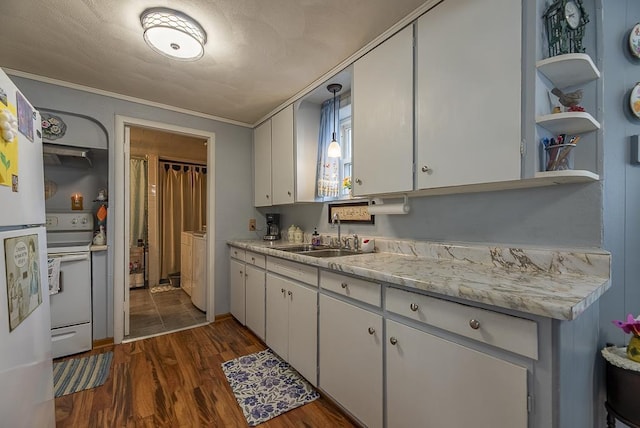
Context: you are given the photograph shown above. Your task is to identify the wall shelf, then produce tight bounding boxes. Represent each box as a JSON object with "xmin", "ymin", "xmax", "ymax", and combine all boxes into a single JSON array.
[
  {"xmin": 536, "ymin": 112, "xmax": 600, "ymax": 135},
  {"xmin": 533, "ymin": 169, "xmax": 599, "ymax": 183},
  {"xmin": 536, "ymin": 53, "xmax": 600, "ymax": 89}
]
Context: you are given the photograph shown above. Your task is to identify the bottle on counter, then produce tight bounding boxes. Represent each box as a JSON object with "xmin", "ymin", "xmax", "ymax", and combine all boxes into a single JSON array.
[
  {"xmin": 288, "ymin": 225, "xmax": 296, "ymax": 242},
  {"xmin": 294, "ymin": 227, "xmax": 303, "ymax": 243},
  {"xmin": 311, "ymin": 228, "xmax": 321, "ymax": 247}
]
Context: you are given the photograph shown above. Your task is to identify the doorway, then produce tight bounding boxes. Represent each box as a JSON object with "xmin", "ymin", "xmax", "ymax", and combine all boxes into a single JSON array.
[
  {"xmin": 114, "ymin": 117, "xmax": 216, "ymax": 344},
  {"xmin": 126, "ymin": 127, "xmax": 208, "ymax": 339}
]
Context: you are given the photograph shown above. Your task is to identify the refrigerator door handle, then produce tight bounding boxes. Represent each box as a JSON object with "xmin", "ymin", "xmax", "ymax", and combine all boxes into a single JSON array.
[
  {"xmin": 57, "ymin": 271, "xmax": 63, "ymax": 293},
  {"xmin": 56, "ymin": 254, "xmax": 90, "ymax": 263}
]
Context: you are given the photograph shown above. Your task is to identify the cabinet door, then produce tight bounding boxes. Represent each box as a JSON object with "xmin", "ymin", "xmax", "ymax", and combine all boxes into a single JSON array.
[
  {"xmin": 319, "ymin": 295, "xmax": 383, "ymax": 428},
  {"xmin": 265, "ymin": 273, "xmax": 290, "ymax": 359},
  {"xmin": 415, "ymin": 0, "xmax": 521, "ymax": 189},
  {"xmin": 254, "ymin": 120, "xmax": 272, "ymax": 207},
  {"xmin": 386, "ymin": 319, "xmax": 528, "ymax": 428},
  {"xmin": 287, "ymin": 281, "xmax": 317, "ymax": 386},
  {"xmin": 229, "ymin": 258, "xmax": 245, "ymax": 324},
  {"xmin": 271, "ymin": 105, "xmax": 295, "ymax": 205},
  {"xmin": 352, "ymin": 25, "xmax": 413, "ymax": 196},
  {"xmin": 245, "ymin": 265, "xmax": 265, "ymax": 340}
]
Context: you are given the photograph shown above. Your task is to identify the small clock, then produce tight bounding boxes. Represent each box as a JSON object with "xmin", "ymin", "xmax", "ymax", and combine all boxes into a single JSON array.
[
  {"xmin": 543, "ymin": 0, "xmax": 589, "ymax": 57},
  {"xmin": 564, "ymin": 1, "xmax": 581, "ymax": 30}
]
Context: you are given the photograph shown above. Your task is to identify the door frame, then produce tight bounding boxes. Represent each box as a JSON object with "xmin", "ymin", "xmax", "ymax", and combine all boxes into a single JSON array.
[{"xmin": 114, "ymin": 115, "xmax": 216, "ymax": 343}]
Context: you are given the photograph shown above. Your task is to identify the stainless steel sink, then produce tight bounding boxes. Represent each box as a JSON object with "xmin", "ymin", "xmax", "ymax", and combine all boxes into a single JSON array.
[
  {"xmin": 277, "ymin": 245, "xmax": 363, "ymax": 257},
  {"xmin": 296, "ymin": 248, "xmax": 362, "ymax": 258}
]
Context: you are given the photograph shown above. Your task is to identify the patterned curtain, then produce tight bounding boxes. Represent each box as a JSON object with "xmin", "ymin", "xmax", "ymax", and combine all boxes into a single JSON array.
[
  {"xmin": 129, "ymin": 158, "xmax": 147, "ymax": 248},
  {"xmin": 316, "ymin": 97, "xmax": 341, "ymax": 198}
]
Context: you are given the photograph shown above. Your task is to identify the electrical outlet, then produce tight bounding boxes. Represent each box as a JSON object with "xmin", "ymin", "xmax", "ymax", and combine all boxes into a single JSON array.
[{"xmin": 249, "ymin": 218, "xmax": 256, "ymax": 231}]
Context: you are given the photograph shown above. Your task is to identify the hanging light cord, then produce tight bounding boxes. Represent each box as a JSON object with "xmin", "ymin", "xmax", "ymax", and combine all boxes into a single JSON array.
[{"xmin": 332, "ymin": 89, "xmax": 337, "ymax": 142}]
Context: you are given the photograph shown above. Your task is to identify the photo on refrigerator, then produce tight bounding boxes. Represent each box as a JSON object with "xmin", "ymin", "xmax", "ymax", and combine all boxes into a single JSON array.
[{"xmin": 4, "ymin": 233, "xmax": 42, "ymax": 331}]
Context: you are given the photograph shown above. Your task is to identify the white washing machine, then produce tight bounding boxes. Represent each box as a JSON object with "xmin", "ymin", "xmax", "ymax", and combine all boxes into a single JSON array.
[{"xmin": 191, "ymin": 232, "xmax": 207, "ymax": 311}]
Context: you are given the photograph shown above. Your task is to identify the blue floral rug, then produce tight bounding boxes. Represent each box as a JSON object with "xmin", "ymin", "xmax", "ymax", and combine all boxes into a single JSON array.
[{"xmin": 221, "ymin": 349, "xmax": 319, "ymax": 426}]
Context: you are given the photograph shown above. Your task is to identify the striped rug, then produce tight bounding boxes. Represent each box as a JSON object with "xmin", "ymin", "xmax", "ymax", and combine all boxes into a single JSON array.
[{"xmin": 52, "ymin": 352, "xmax": 113, "ymax": 397}]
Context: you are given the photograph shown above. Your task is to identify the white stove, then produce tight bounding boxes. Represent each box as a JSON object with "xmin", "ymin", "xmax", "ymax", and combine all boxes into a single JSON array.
[{"xmin": 45, "ymin": 212, "xmax": 94, "ymax": 358}]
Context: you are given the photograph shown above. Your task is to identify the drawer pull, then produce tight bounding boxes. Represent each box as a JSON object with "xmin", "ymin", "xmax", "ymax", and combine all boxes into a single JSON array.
[
  {"xmin": 389, "ymin": 337, "xmax": 398, "ymax": 345},
  {"xmin": 288, "ymin": 290, "xmax": 292, "ymax": 296},
  {"xmin": 281, "ymin": 288, "xmax": 285, "ymax": 294},
  {"xmin": 409, "ymin": 303, "xmax": 419, "ymax": 312},
  {"xmin": 251, "ymin": 257, "xmax": 255, "ymax": 262},
  {"xmin": 368, "ymin": 327, "xmax": 375, "ymax": 335},
  {"xmin": 469, "ymin": 319, "xmax": 481, "ymax": 330},
  {"xmin": 341, "ymin": 282, "xmax": 348, "ymax": 289},
  {"xmin": 245, "ymin": 273, "xmax": 248, "ymax": 278}
]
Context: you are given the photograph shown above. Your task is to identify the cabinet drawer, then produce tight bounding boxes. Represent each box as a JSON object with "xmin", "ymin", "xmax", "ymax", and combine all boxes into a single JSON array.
[
  {"xmin": 230, "ymin": 247, "xmax": 245, "ymax": 262},
  {"xmin": 320, "ymin": 270, "xmax": 381, "ymax": 307},
  {"xmin": 267, "ymin": 256, "xmax": 318, "ymax": 287},
  {"xmin": 385, "ymin": 287, "xmax": 538, "ymax": 360},
  {"xmin": 246, "ymin": 251, "xmax": 266, "ymax": 269}
]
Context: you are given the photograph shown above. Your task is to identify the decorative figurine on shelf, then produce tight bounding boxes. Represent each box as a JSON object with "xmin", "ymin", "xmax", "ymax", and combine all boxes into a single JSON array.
[
  {"xmin": 543, "ymin": 0, "xmax": 589, "ymax": 58},
  {"xmin": 551, "ymin": 87, "xmax": 584, "ymax": 112}
]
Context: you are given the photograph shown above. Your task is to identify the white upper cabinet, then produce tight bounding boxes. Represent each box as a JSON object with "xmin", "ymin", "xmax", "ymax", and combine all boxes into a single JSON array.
[
  {"xmin": 352, "ymin": 25, "xmax": 414, "ymax": 196},
  {"xmin": 254, "ymin": 120, "xmax": 272, "ymax": 207},
  {"xmin": 271, "ymin": 105, "xmax": 295, "ymax": 205},
  {"xmin": 416, "ymin": 0, "xmax": 522, "ymax": 189},
  {"xmin": 253, "ymin": 105, "xmax": 295, "ymax": 206}
]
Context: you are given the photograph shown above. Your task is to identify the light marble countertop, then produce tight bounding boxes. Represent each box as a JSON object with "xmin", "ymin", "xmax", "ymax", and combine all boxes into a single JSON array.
[{"xmin": 227, "ymin": 238, "xmax": 611, "ymax": 321}]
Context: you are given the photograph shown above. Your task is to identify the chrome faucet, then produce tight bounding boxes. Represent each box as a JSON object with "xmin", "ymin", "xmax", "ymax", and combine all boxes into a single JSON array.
[{"xmin": 331, "ymin": 213, "xmax": 341, "ymax": 248}]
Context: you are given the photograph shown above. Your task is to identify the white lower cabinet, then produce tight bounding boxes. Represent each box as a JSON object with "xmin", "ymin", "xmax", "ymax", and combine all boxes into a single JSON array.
[
  {"xmin": 229, "ymin": 258, "xmax": 245, "ymax": 324},
  {"xmin": 386, "ymin": 319, "xmax": 528, "ymax": 428},
  {"xmin": 245, "ymin": 264, "xmax": 265, "ymax": 340},
  {"xmin": 319, "ymin": 294, "xmax": 383, "ymax": 428},
  {"xmin": 266, "ymin": 272, "xmax": 317, "ymax": 385}
]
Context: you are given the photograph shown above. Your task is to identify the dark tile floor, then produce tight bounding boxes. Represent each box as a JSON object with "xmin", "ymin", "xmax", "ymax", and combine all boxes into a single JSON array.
[{"xmin": 126, "ymin": 286, "xmax": 207, "ymax": 340}]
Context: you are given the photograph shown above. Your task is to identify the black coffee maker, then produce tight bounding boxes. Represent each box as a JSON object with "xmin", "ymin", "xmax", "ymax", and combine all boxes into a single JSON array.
[{"xmin": 264, "ymin": 213, "xmax": 281, "ymax": 241}]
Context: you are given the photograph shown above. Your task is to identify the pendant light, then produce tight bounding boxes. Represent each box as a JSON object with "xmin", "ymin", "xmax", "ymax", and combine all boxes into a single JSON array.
[
  {"xmin": 327, "ymin": 83, "xmax": 342, "ymax": 158},
  {"xmin": 140, "ymin": 8, "xmax": 207, "ymax": 61}
]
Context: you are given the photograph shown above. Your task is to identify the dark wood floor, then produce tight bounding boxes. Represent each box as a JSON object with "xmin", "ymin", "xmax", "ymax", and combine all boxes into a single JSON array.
[{"xmin": 55, "ymin": 317, "xmax": 356, "ymax": 427}]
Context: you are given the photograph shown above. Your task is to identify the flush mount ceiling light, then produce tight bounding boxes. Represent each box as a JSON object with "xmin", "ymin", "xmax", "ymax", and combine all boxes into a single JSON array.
[
  {"xmin": 140, "ymin": 7, "xmax": 207, "ymax": 61},
  {"xmin": 327, "ymin": 83, "xmax": 342, "ymax": 158}
]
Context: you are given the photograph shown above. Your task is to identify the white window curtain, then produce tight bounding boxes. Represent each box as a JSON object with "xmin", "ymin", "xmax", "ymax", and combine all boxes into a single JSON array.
[{"xmin": 316, "ymin": 97, "xmax": 341, "ymax": 198}]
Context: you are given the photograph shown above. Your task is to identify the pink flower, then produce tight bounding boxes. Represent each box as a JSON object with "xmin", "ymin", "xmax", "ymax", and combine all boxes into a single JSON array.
[{"xmin": 612, "ymin": 314, "xmax": 640, "ymax": 336}]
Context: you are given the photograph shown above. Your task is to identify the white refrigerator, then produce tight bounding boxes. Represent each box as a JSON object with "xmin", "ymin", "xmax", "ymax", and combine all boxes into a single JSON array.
[{"xmin": 0, "ymin": 69, "xmax": 55, "ymax": 427}]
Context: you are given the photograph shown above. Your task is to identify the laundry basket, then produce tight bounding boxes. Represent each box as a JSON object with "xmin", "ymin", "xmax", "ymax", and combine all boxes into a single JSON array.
[{"xmin": 168, "ymin": 272, "xmax": 181, "ymax": 288}]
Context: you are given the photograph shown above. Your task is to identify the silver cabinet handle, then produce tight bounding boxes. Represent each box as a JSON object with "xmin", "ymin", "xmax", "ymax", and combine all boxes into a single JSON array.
[
  {"xmin": 389, "ymin": 337, "xmax": 398, "ymax": 345},
  {"xmin": 287, "ymin": 191, "xmax": 292, "ymax": 196},
  {"xmin": 239, "ymin": 270, "xmax": 243, "ymax": 275},
  {"xmin": 368, "ymin": 327, "xmax": 375, "ymax": 335},
  {"xmin": 266, "ymin": 194, "xmax": 270, "ymax": 199},
  {"xmin": 341, "ymin": 282, "xmax": 348, "ymax": 289},
  {"xmin": 287, "ymin": 290, "xmax": 292, "ymax": 296},
  {"xmin": 410, "ymin": 303, "xmax": 419, "ymax": 312},
  {"xmin": 281, "ymin": 288, "xmax": 285, "ymax": 294},
  {"xmin": 355, "ymin": 178, "xmax": 362, "ymax": 185},
  {"xmin": 421, "ymin": 166, "xmax": 432, "ymax": 173},
  {"xmin": 469, "ymin": 319, "xmax": 480, "ymax": 330}
]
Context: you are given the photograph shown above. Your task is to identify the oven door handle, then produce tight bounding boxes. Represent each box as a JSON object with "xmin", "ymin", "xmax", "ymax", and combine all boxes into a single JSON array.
[{"xmin": 55, "ymin": 254, "xmax": 90, "ymax": 263}]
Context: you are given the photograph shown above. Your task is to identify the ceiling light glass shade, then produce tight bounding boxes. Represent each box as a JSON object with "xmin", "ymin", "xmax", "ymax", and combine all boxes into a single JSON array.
[
  {"xmin": 140, "ymin": 8, "xmax": 207, "ymax": 61},
  {"xmin": 327, "ymin": 138, "xmax": 341, "ymax": 158}
]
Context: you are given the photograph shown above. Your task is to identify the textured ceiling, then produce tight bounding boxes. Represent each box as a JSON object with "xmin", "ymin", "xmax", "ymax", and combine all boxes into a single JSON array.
[{"xmin": 0, "ymin": 0, "xmax": 427, "ymax": 125}]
